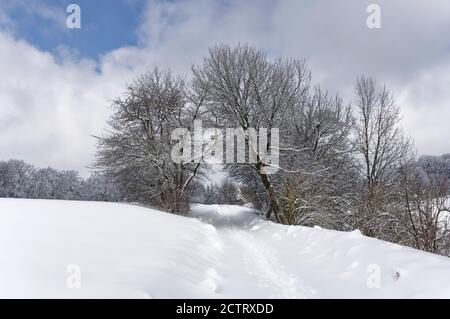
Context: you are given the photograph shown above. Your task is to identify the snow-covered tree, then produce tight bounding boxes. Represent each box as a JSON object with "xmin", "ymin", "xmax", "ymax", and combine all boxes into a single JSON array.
[
  {"xmin": 193, "ymin": 45, "xmax": 357, "ymax": 228},
  {"xmin": 80, "ymin": 172, "xmax": 124, "ymax": 202},
  {"xmin": 94, "ymin": 68, "xmax": 204, "ymax": 213},
  {"xmin": 398, "ymin": 166, "xmax": 450, "ymax": 255},
  {"xmin": 28, "ymin": 167, "xmax": 60, "ymax": 199},
  {"xmin": 54, "ymin": 170, "xmax": 82, "ymax": 200},
  {"xmin": 276, "ymin": 87, "xmax": 357, "ymax": 228},
  {"xmin": 193, "ymin": 44, "xmax": 311, "ymax": 220},
  {"xmin": 0, "ymin": 159, "xmax": 124, "ymax": 202},
  {"xmin": 353, "ymin": 76, "xmax": 415, "ymax": 237},
  {"xmin": 418, "ymin": 154, "xmax": 450, "ymax": 179},
  {"xmin": 0, "ymin": 160, "xmax": 35, "ymax": 198}
]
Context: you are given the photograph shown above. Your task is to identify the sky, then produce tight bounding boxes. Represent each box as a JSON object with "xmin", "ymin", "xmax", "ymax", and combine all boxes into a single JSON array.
[{"xmin": 0, "ymin": 0, "xmax": 449, "ymax": 176}]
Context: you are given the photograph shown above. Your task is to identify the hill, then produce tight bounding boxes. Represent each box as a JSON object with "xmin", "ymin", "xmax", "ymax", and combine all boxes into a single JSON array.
[{"xmin": 1, "ymin": 198, "xmax": 450, "ymax": 298}]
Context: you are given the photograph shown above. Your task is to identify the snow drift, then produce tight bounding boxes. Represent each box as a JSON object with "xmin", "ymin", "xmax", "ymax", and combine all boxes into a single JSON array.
[{"xmin": 1, "ymin": 198, "xmax": 450, "ymax": 298}]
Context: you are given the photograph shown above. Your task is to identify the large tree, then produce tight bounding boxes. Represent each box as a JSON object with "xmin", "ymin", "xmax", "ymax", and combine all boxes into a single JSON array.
[
  {"xmin": 94, "ymin": 68, "xmax": 204, "ymax": 213},
  {"xmin": 192, "ymin": 44, "xmax": 310, "ymax": 220},
  {"xmin": 279, "ymin": 87, "xmax": 357, "ymax": 228},
  {"xmin": 353, "ymin": 76, "xmax": 414, "ymax": 236}
]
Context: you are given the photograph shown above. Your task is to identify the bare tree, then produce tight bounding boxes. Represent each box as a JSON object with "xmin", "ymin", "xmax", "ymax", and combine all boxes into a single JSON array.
[
  {"xmin": 193, "ymin": 44, "xmax": 357, "ymax": 227},
  {"xmin": 0, "ymin": 160, "xmax": 35, "ymax": 198},
  {"xmin": 354, "ymin": 76, "xmax": 414, "ymax": 235},
  {"xmin": 277, "ymin": 87, "xmax": 357, "ymax": 228},
  {"xmin": 193, "ymin": 44, "xmax": 310, "ymax": 220},
  {"xmin": 400, "ymin": 166, "xmax": 450, "ymax": 255},
  {"xmin": 94, "ymin": 68, "xmax": 203, "ymax": 213}
]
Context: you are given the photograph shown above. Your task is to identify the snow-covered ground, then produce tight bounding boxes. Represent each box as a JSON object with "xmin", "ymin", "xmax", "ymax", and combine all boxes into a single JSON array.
[{"xmin": 1, "ymin": 198, "xmax": 450, "ymax": 298}]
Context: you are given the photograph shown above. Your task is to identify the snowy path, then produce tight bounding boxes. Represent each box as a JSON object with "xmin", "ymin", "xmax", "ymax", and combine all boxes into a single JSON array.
[
  {"xmin": 2, "ymin": 199, "xmax": 450, "ymax": 298},
  {"xmin": 190, "ymin": 204, "xmax": 450, "ymax": 299},
  {"xmin": 190, "ymin": 204, "xmax": 317, "ymax": 298},
  {"xmin": 224, "ymin": 229, "xmax": 316, "ymax": 298}
]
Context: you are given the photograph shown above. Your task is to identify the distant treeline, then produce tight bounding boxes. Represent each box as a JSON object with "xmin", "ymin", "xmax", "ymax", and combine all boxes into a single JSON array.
[
  {"xmin": 418, "ymin": 154, "xmax": 450, "ymax": 179},
  {"xmin": 0, "ymin": 159, "xmax": 243, "ymax": 206},
  {"xmin": 0, "ymin": 159, "xmax": 125, "ymax": 202}
]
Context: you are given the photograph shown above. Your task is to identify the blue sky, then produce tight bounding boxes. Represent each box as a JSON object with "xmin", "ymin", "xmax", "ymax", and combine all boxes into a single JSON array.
[{"xmin": 1, "ymin": 0, "xmax": 147, "ymax": 59}]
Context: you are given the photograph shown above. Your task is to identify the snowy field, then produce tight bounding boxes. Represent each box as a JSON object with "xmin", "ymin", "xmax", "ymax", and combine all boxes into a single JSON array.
[{"xmin": 1, "ymin": 198, "xmax": 450, "ymax": 298}]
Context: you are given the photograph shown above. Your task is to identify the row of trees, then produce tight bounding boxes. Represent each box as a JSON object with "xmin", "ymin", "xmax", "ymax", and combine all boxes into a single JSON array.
[
  {"xmin": 203, "ymin": 179, "xmax": 243, "ymax": 206},
  {"xmin": 0, "ymin": 159, "xmax": 124, "ymax": 202},
  {"xmin": 0, "ymin": 158, "xmax": 246, "ymax": 207},
  {"xmin": 2, "ymin": 44, "xmax": 445, "ymax": 256},
  {"xmin": 94, "ymin": 44, "xmax": 449, "ymax": 255}
]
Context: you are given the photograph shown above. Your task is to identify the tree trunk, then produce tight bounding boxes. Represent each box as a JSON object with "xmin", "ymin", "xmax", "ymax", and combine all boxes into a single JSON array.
[{"xmin": 256, "ymin": 161, "xmax": 280, "ymax": 221}]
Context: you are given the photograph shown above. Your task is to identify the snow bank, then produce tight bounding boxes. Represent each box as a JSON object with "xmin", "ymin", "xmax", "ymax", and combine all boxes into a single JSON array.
[
  {"xmin": 0, "ymin": 199, "xmax": 221, "ymax": 298},
  {"xmin": 1, "ymin": 198, "xmax": 450, "ymax": 298}
]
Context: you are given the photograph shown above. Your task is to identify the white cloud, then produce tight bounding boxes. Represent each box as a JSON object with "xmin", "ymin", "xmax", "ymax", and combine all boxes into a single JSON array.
[
  {"xmin": 0, "ymin": 32, "xmax": 124, "ymax": 175},
  {"xmin": 398, "ymin": 60, "xmax": 450, "ymax": 155}
]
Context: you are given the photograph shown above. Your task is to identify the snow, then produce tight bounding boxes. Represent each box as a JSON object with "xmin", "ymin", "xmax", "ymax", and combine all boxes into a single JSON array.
[{"xmin": 1, "ymin": 198, "xmax": 450, "ymax": 298}]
